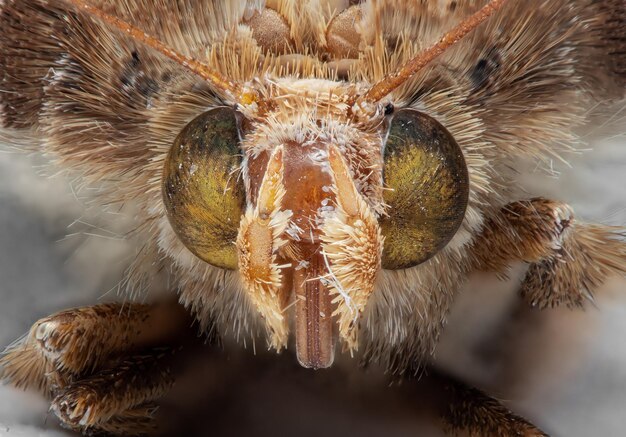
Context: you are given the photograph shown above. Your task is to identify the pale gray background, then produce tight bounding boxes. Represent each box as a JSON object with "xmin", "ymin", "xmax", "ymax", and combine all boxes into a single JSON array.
[{"xmin": 0, "ymin": 128, "xmax": 624, "ymax": 436}]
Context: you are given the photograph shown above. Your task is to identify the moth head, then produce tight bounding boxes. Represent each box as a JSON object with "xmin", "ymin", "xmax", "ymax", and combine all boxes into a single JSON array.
[
  {"xmin": 162, "ymin": 83, "xmax": 469, "ymax": 368},
  {"xmin": 74, "ymin": 0, "xmax": 502, "ymax": 368}
]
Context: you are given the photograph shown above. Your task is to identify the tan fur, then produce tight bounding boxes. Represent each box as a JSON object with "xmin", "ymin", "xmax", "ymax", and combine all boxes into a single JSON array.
[{"xmin": 0, "ymin": 336, "xmax": 52, "ymax": 394}]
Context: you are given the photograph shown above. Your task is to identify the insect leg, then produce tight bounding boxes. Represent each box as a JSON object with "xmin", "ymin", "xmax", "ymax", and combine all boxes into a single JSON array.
[
  {"xmin": 51, "ymin": 348, "xmax": 174, "ymax": 436},
  {"xmin": 429, "ymin": 369, "xmax": 549, "ymax": 437},
  {"xmin": 0, "ymin": 302, "xmax": 189, "ymax": 394},
  {"xmin": 470, "ymin": 198, "xmax": 625, "ymax": 308},
  {"xmin": 82, "ymin": 404, "xmax": 160, "ymax": 437}
]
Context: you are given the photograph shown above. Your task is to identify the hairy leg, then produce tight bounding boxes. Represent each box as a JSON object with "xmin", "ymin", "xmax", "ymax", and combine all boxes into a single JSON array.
[
  {"xmin": 431, "ymin": 370, "xmax": 549, "ymax": 437},
  {"xmin": 52, "ymin": 349, "xmax": 175, "ymax": 435},
  {"xmin": 470, "ymin": 198, "xmax": 625, "ymax": 308},
  {"xmin": 399, "ymin": 367, "xmax": 548, "ymax": 436},
  {"xmin": 1, "ymin": 301, "xmax": 190, "ymax": 435}
]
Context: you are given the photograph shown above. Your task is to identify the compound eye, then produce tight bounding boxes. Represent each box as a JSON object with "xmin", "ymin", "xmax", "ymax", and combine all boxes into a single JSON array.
[
  {"xmin": 162, "ymin": 107, "xmax": 245, "ymax": 270},
  {"xmin": 381, "ymin": 109, "xmax": 469, "ymax": 270}
]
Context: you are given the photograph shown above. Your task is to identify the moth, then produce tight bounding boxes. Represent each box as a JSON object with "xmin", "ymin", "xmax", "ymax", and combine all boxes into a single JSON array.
[{"xmin": 0, "ymin": 0, "xmax": 624, "ymax": 435}]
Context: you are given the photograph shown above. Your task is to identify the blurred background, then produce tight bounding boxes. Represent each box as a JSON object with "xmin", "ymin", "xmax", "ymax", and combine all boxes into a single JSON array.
[{"xmin": 0, "ymin": 128, "xmax": 624, "ymax": 436}]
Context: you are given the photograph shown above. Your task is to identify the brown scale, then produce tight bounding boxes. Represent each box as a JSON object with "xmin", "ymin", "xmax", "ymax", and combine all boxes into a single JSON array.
[
  {"xmin": 244, "ymin": 7, "xmax": 294, "ymax": 55},
  {"xmin": 326, "ymin": 5, "xmax": 363, "ymax": 60}
]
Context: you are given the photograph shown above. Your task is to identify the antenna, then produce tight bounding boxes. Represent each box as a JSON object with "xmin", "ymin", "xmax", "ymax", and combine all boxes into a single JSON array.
[
  {"xmin": 359, "ymin": 0, "xmax": 506, "ymax": 105},
  {"xmin": 64, "ymin": 0, "xmax": 252, "ymax": 102}
]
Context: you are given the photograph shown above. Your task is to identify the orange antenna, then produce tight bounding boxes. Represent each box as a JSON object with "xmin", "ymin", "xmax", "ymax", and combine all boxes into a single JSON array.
[
  {"xmin": 64, "ymin": 0, "xmax": 252, "ymax": 102},
  {"xmin": 360, "ymin": 0, "xmax": 506, "ymax": 105}
]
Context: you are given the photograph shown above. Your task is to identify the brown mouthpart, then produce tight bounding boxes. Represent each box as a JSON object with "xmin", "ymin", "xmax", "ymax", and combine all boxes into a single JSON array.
[
  {"xmin": 357, "ymin": 0, "xmax": 507, "ymax": 106},
  {"xmin": 62, "ymin": 0, "xmax": 257, "ymax": 104},
  {"xmin": 294, "ymin": 245, "xmax": 335, "ymax": 369},
  {"xmin": 237, "ymin": 118, "xmax": 384, "ymax": 368}
]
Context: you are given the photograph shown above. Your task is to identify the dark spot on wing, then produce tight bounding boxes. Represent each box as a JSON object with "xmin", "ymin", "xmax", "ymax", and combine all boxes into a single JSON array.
[
  {"xmin": 131, "ymin": 50, "xmax": 141, "ymax": 67},
  {"xmin": 470, "ymin": 48, "xmax": 501, "ymax": 90},
  {"xmin": 119, "ymin": 50, "xmax": 160, "ymax": 102}
]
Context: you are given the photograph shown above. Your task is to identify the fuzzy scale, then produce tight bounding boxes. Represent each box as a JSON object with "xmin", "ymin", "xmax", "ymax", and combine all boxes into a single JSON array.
[{"xmin": 0, "ymin": 0, "xmax": 624, "ymax": 377}]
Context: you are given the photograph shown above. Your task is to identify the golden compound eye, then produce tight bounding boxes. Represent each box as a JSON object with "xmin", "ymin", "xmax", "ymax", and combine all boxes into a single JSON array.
[
  {"xmin": 162, "ymin": 108, "xmax": 245, "ymax": 270},
  {"xmin": 381, "ymin": 109, "xmax": 469, "ymax": 270}
]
